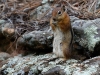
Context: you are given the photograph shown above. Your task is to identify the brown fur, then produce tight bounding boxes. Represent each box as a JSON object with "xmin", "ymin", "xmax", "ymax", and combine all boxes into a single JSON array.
[
  {"xmin": 50, "ymin": 7, "xmax": 71, "ymax": 32},
  {"xmin": 50, "ymin": 5, "xmax": 73, "ymax": 60}
]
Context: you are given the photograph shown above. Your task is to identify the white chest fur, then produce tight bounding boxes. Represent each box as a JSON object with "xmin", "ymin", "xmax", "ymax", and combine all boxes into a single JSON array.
[{"xmin": 53, "ymin": 28, "xmax": 65, "ymax": 57}]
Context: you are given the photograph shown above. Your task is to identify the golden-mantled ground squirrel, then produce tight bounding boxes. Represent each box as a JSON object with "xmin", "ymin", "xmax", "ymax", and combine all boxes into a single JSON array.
[{"xmin": 50, "ymin": 5, "xmax": 73, "ymax": 60}]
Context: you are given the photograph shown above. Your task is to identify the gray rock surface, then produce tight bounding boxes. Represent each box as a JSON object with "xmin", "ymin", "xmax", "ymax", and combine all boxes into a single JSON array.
[
  {"xmin": 17, "ymin": 31, "xmax": 53, "ymax": 50},
  {"xmin": 0, "ymin": 53, "xmax": 100, "ymax": 75},
  {"xmin": 71, "ymin": 16, "xmax": 100, "ymax": 52}
]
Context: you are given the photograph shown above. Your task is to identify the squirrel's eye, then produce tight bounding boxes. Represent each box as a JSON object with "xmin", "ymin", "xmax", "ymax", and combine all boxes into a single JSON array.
[{"xmin": 58, "ymin": 11, "xmax": 62, "ymax": 15}]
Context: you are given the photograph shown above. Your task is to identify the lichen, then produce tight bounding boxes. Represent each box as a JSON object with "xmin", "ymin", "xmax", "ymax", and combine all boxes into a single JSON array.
[
  {"xmin": 64, "ymin": 59, "xmax": 80, "ymax": 75},
  {"xmin": 84, "ymin": 25, "xmax": 100, "ymax": 51},
  {"xmin": 29, "ymin": 66, "xmax": 39, "ymax": 74},
  {"xmin": 30, "ymin": 2, "xmax": 51, "ymax": 20},
  {"xmin": 42, "ymin": 0, "xmax": 54, "ymax": 4},
  {"xmin": 1, "ymin": 53, "xmax": 100, "ymax": 75},
  {"xmin": 42, "ymin": 65, "xmax": 57, "ymax": 72},
  {"xmin": 0, "ymin": 20, "xmax": 5, "ymax": 25},
  {"xmin": 64, "ymin": 65, "xmax": 81, "ymax": 75},
  {"xmin": 1, "ymin": 54, "xmax": 57, "ymax": 75},
  {"xmin": 66, "ymin": 59, "xmax": 79, "ymax": 64},
  {"xmin": 73, "ymin": 65, "xmax": 99, "ymax": 75},
  {"xmin": 42, "ymin": 0, "xmax": 48, "ymax": 4},
  {"xmin": 64, "ymin": 59, "xmax": 99, "ymax": 75}
]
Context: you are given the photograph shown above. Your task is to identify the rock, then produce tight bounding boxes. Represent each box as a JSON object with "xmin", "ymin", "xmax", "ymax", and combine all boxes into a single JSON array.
[
  {"xmin": 0, "ymin": 20, "xmax": 5, "ymax": 25},
  {"xmin": 42, "ymin": 0, "xmax": 48, "ymax": 4},
  {"xmin": 0, "ymin": 52, "xmax": 11, "ymax": 61},
  {"xmin": 2, "ymin": 28, "xmax": 15, "ymax": 36},
  {"xmin": 0, "ymin": 53, "xmax": 78, "ymax": 75},
  {"xmin": 70, "ymin": 16, "xmax": 100, "ymax": 55},
  {"xmin": 0, "ymin": 52, "xmax": 11, "ymax": 70},
  {"xmin": 29, "ymin": 0, "xmax": 53, "ymax": 20},
  {"xmin": 42, "ymin": 0, "xmax": 54, "ymax": 4},
  {"xmin": 73, "ymin": 56, "xmax": 100, "ymax": 75},
  {"xmin": 17, "ymin": 31, "xmax": 53, "ymax": 52},
  {"xmin": 97, "ymin": 0, "xmax": 100, "ymax": 9},
  {"xmin": 0, "ymin": 54, "xmax": 100, "ymax": 75},
  {"xmin": 0, "ymin": 20, "xmax": 6, "ymax": 38},
  {"xmin": 1, "ymin": 23, "xmax": 15, "ymax": 37}
]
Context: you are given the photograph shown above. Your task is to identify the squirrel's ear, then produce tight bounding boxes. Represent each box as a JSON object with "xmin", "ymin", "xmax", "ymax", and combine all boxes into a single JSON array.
[{"xmin": 61, "ymin": 5, "xmax": 65, "ymax": 11}]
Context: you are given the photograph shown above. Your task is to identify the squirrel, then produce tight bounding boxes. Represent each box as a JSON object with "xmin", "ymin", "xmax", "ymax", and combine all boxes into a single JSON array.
[{"xmin": 50, "ymin": 5, "xmax": 73, "ymax": 60}]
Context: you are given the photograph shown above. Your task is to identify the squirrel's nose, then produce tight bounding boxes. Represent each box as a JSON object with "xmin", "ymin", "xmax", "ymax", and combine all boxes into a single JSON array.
[{"xmin": 53, "ymin": 18, "xmax": 57, "ymax": 21}]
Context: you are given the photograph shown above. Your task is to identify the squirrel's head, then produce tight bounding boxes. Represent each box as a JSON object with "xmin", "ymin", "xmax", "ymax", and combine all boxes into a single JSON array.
[{"xmin": 51, "ymin": 5, "xmax": 66, "ymax": 25}]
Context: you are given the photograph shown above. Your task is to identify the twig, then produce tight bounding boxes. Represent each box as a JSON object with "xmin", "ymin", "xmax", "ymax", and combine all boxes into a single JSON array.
[{"xmin": 88, "ymin": 0, "xmax": 97, "ymax": 13}]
